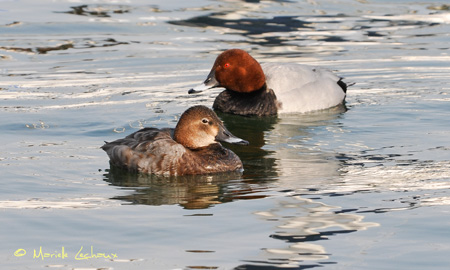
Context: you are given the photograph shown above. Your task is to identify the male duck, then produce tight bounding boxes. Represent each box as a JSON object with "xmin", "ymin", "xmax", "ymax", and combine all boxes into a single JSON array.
[
  {"xmin": 102, "ymin": 105, "xmax": 248, "ymax": 176},
  {"xmin": 189, "ymin": 49, "xmax": 347, "ymax": 116}
]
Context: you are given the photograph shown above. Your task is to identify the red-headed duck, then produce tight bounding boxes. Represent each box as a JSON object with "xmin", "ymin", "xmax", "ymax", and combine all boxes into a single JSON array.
[
  {"xmin": 102, "ymin": 105, "xmax": 248, "ymax": 176},
  {"xmin": 189, "ymin": 49, "xmax": 347, "ymax": 116}
]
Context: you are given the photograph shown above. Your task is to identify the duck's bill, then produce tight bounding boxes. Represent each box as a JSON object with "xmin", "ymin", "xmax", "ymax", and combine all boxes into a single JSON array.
[
  {"xmin": 223, "ymin": 136, "xmax": 249, "ymax": 145},
  {"xmin": 216, "ymin": 128, "xmax": 249, "ymax": 146},
  {"xmin": 188, "ymin": 70, "xmax": 219, "ymax": 94}
]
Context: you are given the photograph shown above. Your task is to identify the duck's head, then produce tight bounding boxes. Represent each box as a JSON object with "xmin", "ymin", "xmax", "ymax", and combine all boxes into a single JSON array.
[
  {"xmin": 189, "ymin": 49, "xmax": 266, "ymax": 94},
  {"xmin": 174, "ymin": 105, "xmax": 249, "ymax": 149}
]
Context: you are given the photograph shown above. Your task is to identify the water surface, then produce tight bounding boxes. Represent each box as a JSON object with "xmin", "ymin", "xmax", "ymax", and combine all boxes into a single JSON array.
[{"xmin": 1, "ymin": 0, "xmax": 450, "ymax": 269}]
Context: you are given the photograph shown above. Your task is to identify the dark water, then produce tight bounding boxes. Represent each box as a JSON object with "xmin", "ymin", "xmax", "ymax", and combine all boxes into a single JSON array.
[{"xmin": 1, "ymin": 0, "xmax": 450, "ymax": 269}]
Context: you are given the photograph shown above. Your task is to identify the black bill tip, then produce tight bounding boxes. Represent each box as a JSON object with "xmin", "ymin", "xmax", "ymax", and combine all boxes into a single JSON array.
[{"xmin": 188, "ymin": 89, "xmax": 202, "ymax": 94}]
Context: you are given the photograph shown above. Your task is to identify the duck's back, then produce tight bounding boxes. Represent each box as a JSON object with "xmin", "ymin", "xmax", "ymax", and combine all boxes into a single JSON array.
[
  {"xmin": 102, "ymin": 128, "xmax": 242, "ymax": 176},
  {"xmin": 261, "ymin": 62, "xmax": 346, "ymax": 113}
]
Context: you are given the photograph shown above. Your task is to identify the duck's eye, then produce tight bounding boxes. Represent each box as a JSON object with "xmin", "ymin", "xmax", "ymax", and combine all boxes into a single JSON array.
[
  {"xmin": 202, "ymin": 118, "xmax": 209, "ymax": 124},
  {"xmin": 223, "ymin": 63, "xmax": 230, "ymax": 69}
]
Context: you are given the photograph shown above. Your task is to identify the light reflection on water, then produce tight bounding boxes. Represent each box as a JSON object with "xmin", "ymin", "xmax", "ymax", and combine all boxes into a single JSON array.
[
  {"xmin": 253, "ymin": 196, "xmax": 378, "ymax": 267},
  {"xmin": 1, "ymin": 0, "xmax": 450, "ymax": 269}
]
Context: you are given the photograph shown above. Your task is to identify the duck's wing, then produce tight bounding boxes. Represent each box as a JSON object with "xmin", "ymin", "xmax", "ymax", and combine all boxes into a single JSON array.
[
  {"xmin": 102, "ymin": 128, "xmax": 186, "ymax": 175},
  {"xmin": 261, "ymin": 63, "xmax": 346, "ymax": 113},
  {"xmin": 102, "ymin": 128, "xmax": 170, "ymax": 152}
]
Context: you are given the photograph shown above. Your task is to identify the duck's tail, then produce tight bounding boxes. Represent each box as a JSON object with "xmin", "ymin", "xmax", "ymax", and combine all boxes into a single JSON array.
[{"xmin": 338, "ymin": 78, "xmax": 355, "ymax": 94}]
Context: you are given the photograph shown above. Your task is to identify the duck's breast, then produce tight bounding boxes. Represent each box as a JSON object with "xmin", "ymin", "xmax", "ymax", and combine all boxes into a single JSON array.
[{"xmin": 261, "ymin": 63, "xmax": 346, "ymax": 113}]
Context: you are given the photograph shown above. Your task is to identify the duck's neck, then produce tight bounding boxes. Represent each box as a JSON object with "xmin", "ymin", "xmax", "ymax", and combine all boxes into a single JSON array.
[{"xmin": 213, "ymin": 84, "xmax": 279, "ymax": 116}]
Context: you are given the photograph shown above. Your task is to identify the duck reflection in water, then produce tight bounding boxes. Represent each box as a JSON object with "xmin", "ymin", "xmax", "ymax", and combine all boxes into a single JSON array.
[
  {"xmin": 103, "ymin": 167, "xmax": 252, "ymax": 209},
  {"xmin": 103, "ymin": 113, "xmax": 280, "ymax": 209},
  {"xmin": 220, "ymin": 105, "xmax": 349, "ymax": 186}
]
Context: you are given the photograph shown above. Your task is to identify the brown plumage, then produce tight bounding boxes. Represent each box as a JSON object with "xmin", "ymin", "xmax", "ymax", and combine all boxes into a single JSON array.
[{"xmin": 102, "ymin": 105, "xmax": 248, "ymax": 176}]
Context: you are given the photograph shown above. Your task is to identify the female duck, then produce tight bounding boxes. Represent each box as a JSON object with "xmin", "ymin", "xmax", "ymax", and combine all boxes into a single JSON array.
[
  {"xmin": 189, "ymin": 49, "xmax": 347, "ymax": 116},
  {"xmin": 102, "ymin": 105, "xmax": 248, "ymax": 176}
]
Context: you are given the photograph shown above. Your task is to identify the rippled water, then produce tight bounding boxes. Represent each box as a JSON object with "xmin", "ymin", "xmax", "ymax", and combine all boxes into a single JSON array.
[{"xmin": 1, "ymin": 0, "xmax": 450, "ymax": 269}]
